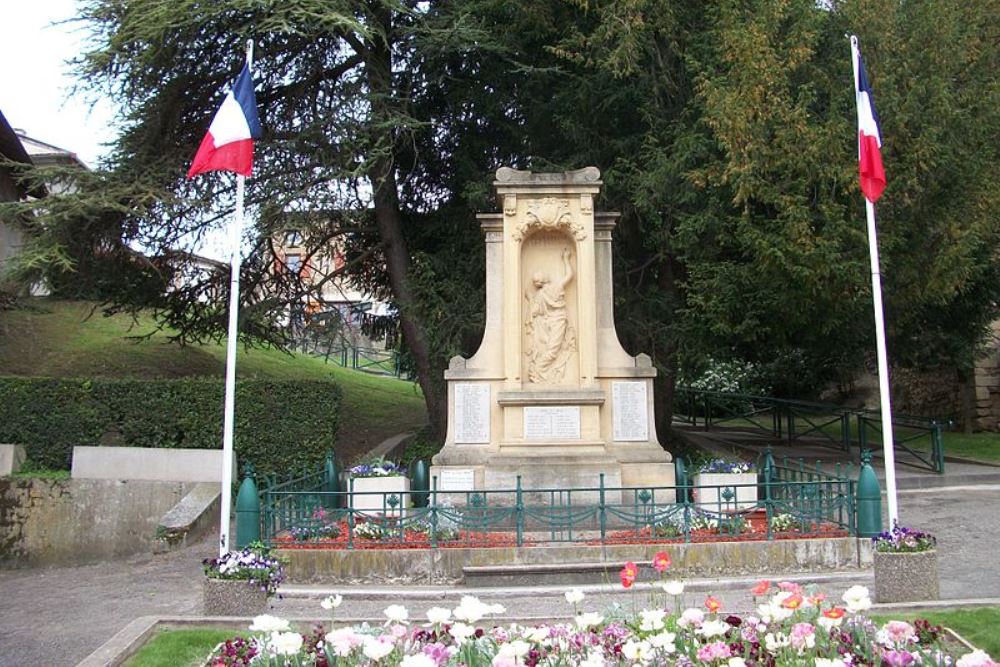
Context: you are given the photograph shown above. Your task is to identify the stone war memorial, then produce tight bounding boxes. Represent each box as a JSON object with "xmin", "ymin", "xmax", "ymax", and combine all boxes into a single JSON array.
[{"xmin": 431, "ymin": 167, "xmax": 674, "ymax": 498}]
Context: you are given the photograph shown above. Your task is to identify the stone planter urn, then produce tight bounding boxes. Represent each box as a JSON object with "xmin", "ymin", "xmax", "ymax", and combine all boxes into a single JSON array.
[
  {"xmin": 203, "ymin": 578, "xmax": 268, "ymax": 616},
  {"xmin": 350, "ymin": 476, "xmax": 410, "ymax": 518},
  {"xmin": 873, "ymin": 549, "xmax": 940, "ymax": 603},
  {"xmin": 692, "ymin": 472, "xmax": 758, "ymax": 511}
]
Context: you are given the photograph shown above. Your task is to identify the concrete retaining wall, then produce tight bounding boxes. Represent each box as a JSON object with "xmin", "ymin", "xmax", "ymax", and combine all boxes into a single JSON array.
[
  {"xmin": 71, "ymin": 446, "xmax": 234, "ymax": 483},
  {"xmin": 279, "ymin": 537, "xmax": 872, "ymax": 585},
  {"xmin": 0, "ymin": 477, "xmax": 196, "ymax": 567}
]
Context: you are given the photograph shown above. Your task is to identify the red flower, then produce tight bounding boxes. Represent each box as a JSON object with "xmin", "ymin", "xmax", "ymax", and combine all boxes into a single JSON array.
[
  {"xmin": 652, "ymin": 551, "xmax": 671, "ymax": 573},
  {"xmin": 620, "ymin": 561, "xmax": 638, "ymax": 588},
  {"xmin": 750, "ymin": 579, "xmax": 771, "ymax": 596},
  {"xmin": 822, "ymin": 607, "xmax": 846, "ymax": 619},
  {"xmin": 705, "ymin": 596, "xmax": 722, "ymax": 612}
]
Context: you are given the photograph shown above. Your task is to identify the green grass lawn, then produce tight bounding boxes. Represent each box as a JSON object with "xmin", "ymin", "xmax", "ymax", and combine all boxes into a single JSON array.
[
  {"xmin": 124, "ymin": 628, "xmax": 235, "ymax": 667},
  {"xmin": 0, "ymin": 299, "xmax": 427, "ymax": 463},
  {"xmin": 872, "ymin": 607, "xmax": 1000, "ymax": 656},
  {"xmin": 940, "ymin": 431, "xmax": 1000, "ymax": 464}
]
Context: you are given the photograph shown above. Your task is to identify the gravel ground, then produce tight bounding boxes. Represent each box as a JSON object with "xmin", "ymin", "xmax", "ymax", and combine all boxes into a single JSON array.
[{"xmin": 1, "ymin": 487, "xmax": 998, "ymax": 666}]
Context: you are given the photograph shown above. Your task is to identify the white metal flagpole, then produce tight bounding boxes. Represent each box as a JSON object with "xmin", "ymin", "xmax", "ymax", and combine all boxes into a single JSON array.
[
  {"xmin": 864, "ymin": 198, "xmax": 899, "ymax": 527},
  {"xmin": 219, "ymin": 39, "xmax": 254, "ymax": 556},
  {"xmin": 851, "ymin": 34, "xmax": 899, "ymax": 528}
]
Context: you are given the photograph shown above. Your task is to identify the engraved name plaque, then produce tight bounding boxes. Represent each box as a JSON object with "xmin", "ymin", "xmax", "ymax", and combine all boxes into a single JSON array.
[
  {"xmin": 454, "ymin": 383, "xmax": 490, "ymax": 444},
  {"xmin": 613, "ymin": 381, "xmax": 648, "ymax": 442},
  {"xmin": 524, "ymin": 406, "xmax": 581, "ymax": 440},
  {"xmin": 439, "ymin": 468, "xmax": 476, "ymax": 491}
]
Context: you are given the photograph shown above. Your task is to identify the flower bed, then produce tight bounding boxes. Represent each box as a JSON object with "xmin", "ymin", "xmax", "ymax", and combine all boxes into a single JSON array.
[
  {"xmin": 273, "ymin": 520, "xmax": 525, "ymax": 550},
  {"xmin": 203, "ymin": 565, "xmax": 998, "ymax": 666}
]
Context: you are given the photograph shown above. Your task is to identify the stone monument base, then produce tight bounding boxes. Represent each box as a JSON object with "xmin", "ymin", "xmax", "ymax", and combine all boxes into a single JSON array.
[{"xmin": 431, "ymin": 455, "xmax": 675, "ymax": 505}]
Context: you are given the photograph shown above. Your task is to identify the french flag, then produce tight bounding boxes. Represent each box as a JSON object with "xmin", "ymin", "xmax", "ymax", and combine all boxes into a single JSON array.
[
  {"xmin": 851, "ymin": 37, "xmax": 886, "ymax": 203},
  {"xmin": 187, "ymin": 64, "xmax": 262, "ymax": 179}
]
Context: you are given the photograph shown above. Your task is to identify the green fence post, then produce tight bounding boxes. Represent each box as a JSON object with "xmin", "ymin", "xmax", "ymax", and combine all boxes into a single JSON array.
[
  {"xmin": 235, "ymin": 463, "xmax": 260, "ymax": 548},
  {"xmin": 856, "ymin": 450, "xmax": 882, "ymax": 537},
  {"xmin": 410, "ymin": 459, "xmax": 430, "ymax": 508},
  {"xmin": 516, "ymin": 476, "xmax": 524, "ymax": 547},
  {"xmin": 931, "ymin": 421, "xmax": 945, "ymax": 474},
  {"xmin": 598, "ymin": 473, "xmax": 607, "ymax": 543}
]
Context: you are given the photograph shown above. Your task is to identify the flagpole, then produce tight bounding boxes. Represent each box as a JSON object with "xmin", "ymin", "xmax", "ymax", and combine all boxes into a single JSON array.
[
  {"xmin": 219, "ymin": 39, "xmax": 254, "ymax": 556},
  {"xmin": 850, "ymin": 34, "xmax": 898, "ymax": 529},
  {"xmin": 864, "ymin": 198, "xmax": 899, "ymax": 527}
]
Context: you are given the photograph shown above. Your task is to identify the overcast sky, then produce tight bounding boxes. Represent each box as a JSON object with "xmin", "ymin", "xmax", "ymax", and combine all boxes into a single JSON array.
[{"xmin": 2, "ymin": 1, "xmax": 116, "ymax": 167}]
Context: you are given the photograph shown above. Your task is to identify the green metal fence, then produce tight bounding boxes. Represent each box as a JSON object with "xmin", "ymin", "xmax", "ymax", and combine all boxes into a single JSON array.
[
  {"xmin": 674, "ymin": 387, "xmax": 946, "ymax": 473},
  {"xmin": 259, "ymin": 458, "xmax": 856, "ymax": 549}
]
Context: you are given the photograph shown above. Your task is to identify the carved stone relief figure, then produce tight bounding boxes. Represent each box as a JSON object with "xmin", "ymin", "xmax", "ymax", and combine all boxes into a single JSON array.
[{"xmin": 524, "ymin": 247, "xmax": 577, "ymax": 383}]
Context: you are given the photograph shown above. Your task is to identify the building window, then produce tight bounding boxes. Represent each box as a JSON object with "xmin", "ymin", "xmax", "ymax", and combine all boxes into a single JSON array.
[
  {"xmin": 284, "ymin": 230, "xmax": 303, "ymax": 247},
  {"xmin": 286, "ymin": 253, "xmax": 302, "ymax": 274}
]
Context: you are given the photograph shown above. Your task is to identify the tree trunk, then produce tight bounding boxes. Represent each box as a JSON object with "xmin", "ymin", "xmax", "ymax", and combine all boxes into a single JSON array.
[
  {"xmin": 958, "ymin": 365, "xmax": 977, "ymax": 434},
  {"xmin": 363, "ymin": 6, "xmax": 447, "ymax": 441}
]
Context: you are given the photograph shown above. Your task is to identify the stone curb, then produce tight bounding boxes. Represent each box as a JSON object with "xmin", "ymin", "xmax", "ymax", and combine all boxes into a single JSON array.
[
  {"xmin": 278, "ymin": 570, "xmax": 873, "ymax": 600},
  {"xmin": 872, "ymin": 597, "xmax": 1000, "ymax": 613},
  {"xmin": 76, "ymin": 616, "xmax": 160, "ymax": 667}
]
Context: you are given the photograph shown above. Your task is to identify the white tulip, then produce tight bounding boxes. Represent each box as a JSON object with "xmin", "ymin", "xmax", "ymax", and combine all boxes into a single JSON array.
[
  {"xmin": 425, "ymin": 606, "xmax": 452, "ymax": 625},
  {"xmin": 321, "ymin": 594, "xmax": 343, "ymax": 610},
  {"xmin": 383, "ymin": 604, "xmax": 409, "ymax": 625},
  {"xmin": 662, "ymin": 580, "xmax": 685, "ymax": 596},
  {"xmin": 248, "ymin": 614, "xmax": 291, "ymax": 633}
]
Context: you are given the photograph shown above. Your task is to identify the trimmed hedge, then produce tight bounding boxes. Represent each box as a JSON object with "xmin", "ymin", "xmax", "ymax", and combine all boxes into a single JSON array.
[{"xmin": 0, "ymin": 377, "xmax": 341, "ymax": 479}]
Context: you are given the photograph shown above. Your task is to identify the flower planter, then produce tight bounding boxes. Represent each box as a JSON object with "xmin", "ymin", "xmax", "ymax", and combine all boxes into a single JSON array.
[
  {"xmin": 692, "ymin": 472, "xmax": 758, "ymax": 511},
  {"xmin": 203, "ymin": 578, "xmax": 268, "ymax": 616},
  {"xmin": 873, "ymin": 549, "xmax": 939, "ymax": 603},
  {"xmin": 350, "ymin": 475, "xmax": 410, "ymax": 518}
]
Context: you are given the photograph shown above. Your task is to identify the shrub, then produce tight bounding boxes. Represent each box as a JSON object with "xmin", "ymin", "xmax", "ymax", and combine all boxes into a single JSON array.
[{"xmin": 0, "ymin": 376, "xmax": 341, "ymax": 478}]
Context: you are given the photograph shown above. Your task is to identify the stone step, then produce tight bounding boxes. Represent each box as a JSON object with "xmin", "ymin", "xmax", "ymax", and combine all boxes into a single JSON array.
[
  {"xmin": 462, "ymin": 560, "xmax": 647, "ymax": 587},
  {"xmin": 460, "ymin": 559, "xmax": 870, "ymax": 588}
]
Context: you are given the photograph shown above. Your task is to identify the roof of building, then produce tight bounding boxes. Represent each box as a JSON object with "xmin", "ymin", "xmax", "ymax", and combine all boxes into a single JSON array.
[
  {"xmin": 14, "ymin": 130, "xmax": 88, "ymax": 169},
  {"xmin": 0, "ymin": 109, "xmax": 47, "ymax": 199}
]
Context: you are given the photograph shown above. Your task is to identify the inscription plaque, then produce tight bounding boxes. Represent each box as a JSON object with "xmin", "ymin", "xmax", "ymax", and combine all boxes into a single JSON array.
[
  {"xmin": 454, "ymin": 383, "xmax": 490, "ymax": 444},
  {"xmin": 439, "ymin": 468, "xmax": 476, "ymax": 491},
  {"xmin": 613, "ymin": 381, "xmax": 648, "ymax": 441},
  {"xmin": 524, "ymin": 406, "xmax": 581, "ymax": 440}
]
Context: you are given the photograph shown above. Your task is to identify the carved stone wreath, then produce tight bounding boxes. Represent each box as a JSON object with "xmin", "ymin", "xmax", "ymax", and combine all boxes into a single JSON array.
[{"xmin": 512, "ymin": 197, "xmax": 587, "ymax": 242}]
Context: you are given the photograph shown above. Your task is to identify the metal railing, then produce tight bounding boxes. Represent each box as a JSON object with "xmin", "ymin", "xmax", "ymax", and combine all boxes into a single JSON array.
[
  {"xmin": 673, "ymin": 387, "xmax": 946, "ymax": 473},
  {"xmin": 301, "ymin": 340, "xmax": 404, "ymax": 377},
  {"xmin": 259, "ymin": 464, "xmax": 856, "ymax": 549}
]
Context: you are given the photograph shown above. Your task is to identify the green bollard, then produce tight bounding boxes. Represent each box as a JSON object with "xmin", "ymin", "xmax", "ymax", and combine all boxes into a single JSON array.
[
  {"xmin": 674, "ymin": 457, "xmax": 688, "ymax": 504},
  {"xmin": 324, "ymin": 450, "xmax": 341, "ymax": 508},
  {"xmin": 235, "ymin": 463, "xmax": 261, "ymax": 548},
  {"xmin": 856, "ymin": 449, "xmax": 883, "ymax": 537},
  {"xmin": 410, "ymin": 459, "xmax": 430, "ymax": 508}
]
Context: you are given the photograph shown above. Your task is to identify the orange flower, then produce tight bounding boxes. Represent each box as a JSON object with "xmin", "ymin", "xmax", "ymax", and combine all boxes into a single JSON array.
[
  {"xmin": 751, "ymin": 580, "xmax": 771, "ymax": 596},
  {"xmin": 620, "ymin": 561, "xmax": 638, "ymax": 588},
  {"xmin": 652, "ymin": 551, "xmax": 671, "ymax": 573},
  {"xmin": 808, "ymin": 592, "xmax": 827, "ymax": 606},
  {"xmin": 822, "ymin": 607, "xmax": 846, "ymax": 619},
  {"xmin": 705, "ymin": 596, "xmax": 722, "ymax": 612},
  {"xmin": 781, "ymin": 593, "xmax": 804, "ymax": 610}
]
